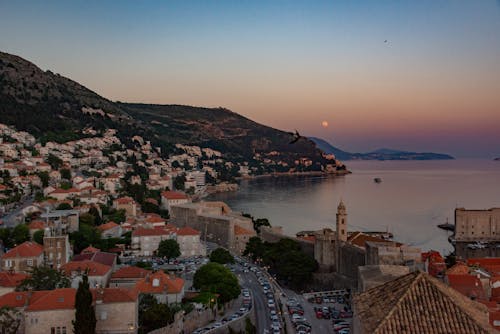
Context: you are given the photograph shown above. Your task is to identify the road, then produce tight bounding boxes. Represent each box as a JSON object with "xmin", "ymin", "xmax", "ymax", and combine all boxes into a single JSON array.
[{"xmin": 239, "ymin": 268, "xmax": 272, "ymax": 333}]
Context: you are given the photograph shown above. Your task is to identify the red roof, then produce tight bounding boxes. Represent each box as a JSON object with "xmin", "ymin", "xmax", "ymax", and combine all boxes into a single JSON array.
[
  {"xmin": 161, "ymin": 191, "xmax": 188, "ymax": 200},
  {"xmin": 0, "ymin": 272, "xmax": 29, "ymax": 287},
  {"xmin": 135, "ymin": 270, "xmax": 184, "ymax": 294},
  {"xmin": 72, "ymin": 251, "xmax": 116, "ymax": 267},
  {"xmin": 468, "ymin": 258, "xmax": 500, "ymax": 267},
  {"xmin": 132, "ymin": 227, "xmax": 171, "ymax": 237},
  {"xmin": 81, "ymin": 245, "xmax": 101, "ymax": 254},
  {"xmin": 145, "ymin": 215, "xmax": 165, "ymax": 223},
  {"xmin": 447, "ymin": 274, "xmax": 487, "ymax": 301},
  {"xmin": 115, "ymin": 196, "xmax": 135, "ymax": 204},
  {"xmin": 111, "ymin": 266, "xmax": 151, "ymax": 279},
  {"xmin": 50, "ymin": 188, "xmax": 80, "ymax": 194},
  {"xmin": 97, "ymin": 221, "xmax": 119, "ymax": 232},
  {"xmin": 61, "ymin": 260, "xmax": 111, "ymax": 277},
  {"xmin": 177, "ymin": 226, "xmax": 200, "ymax": 236},
  {"xmin": 298, "ymin": 235, "xmax": 316, "ymax": 243},
  {"xmin": 26, "ymin": 288, "xmax": 76, "ymax": 311},
  {"xmin": 28, "ymin": 220, "xmax": 45, "ymax": 230},
  {"xmin": 2, "ymin": 241, "xmax": 43, "ymax": 259},
  {"xmin": 91, "ymin": 288, "xmax": 138, "ymax": 303}
]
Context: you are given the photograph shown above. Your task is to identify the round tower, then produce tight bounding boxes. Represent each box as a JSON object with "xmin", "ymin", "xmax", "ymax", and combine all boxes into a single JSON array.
[{"xmin": 336, "ymin": 200, "xmax": 347, "ymax": 242}]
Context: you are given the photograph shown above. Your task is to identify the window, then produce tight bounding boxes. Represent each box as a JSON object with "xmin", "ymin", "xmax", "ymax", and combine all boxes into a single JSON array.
[
  {"xmin": 100, "ymin": 311, "xmax": 107, "ymax": 320},
  {"xmin": 5, "ymin": 260, "xmax": 12, "ymax": 268},
  {"xmin": 27, "ymin": 259, "xmax": 33, "ymax": 266}
]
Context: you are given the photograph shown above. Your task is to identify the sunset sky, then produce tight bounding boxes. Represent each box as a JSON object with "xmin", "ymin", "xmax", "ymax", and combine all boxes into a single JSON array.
[{"xmin": 1, "ymin": 1, "xmax": 499, "ymax": 157}]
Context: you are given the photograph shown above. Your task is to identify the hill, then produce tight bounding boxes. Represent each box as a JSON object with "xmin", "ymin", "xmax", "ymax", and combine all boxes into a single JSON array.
[
  {"xmin": 0, "ymin": 51, "xmax": 335, "ymax": 172},
  {"xmin": 310, "ymin": 137, "xmax": 454, "ymax": 160}
]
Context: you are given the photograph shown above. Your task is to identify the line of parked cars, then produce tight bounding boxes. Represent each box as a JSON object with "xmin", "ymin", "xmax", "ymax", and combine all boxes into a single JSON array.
[
  {"xmin": 254, "ymin": 270, "xmax": 282, "ymax": 334},
  {"xmin": 287, "ymin": 298, "xmax": 311, "ymax": 334},
  {"xmin": 192, "ymin": 289, "xmax": 253, "ymax": 334}
]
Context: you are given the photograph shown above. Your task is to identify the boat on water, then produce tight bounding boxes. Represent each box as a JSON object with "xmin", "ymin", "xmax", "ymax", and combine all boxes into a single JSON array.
[
  {"xmin": 373, "ymin": 178, "xmax": 382, "ymax": 183},
  {"xmin": 438, "ymin": 218, "xmax": 455, "ymax": 232}
]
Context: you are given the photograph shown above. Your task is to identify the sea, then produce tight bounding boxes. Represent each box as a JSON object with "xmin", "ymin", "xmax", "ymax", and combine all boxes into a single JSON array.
[{"xmin": 208, "ymin": 159, "xmax": 500, "ymax": 254}]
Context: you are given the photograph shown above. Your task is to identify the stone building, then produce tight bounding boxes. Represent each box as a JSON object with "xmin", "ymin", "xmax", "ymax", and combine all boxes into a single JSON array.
[
  {"xmin": 1, "ymin": 241, "xmax": 44, "ymax": 273},
  {"xmin": 170, "ymin": 201, "xmax": 254, "ymax": 255},
  {"xmin": 43, "ymin": 227, "xmax": 72, "ymax": 269},
  {"xmin": 453, "ymin": 207, "xmax": 500, "ymax": 259}
]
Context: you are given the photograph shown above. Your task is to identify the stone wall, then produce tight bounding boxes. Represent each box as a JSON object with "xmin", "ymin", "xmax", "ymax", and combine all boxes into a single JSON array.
[
  {"xmin": 148, "ymin": 308, "xmax": 215, "ymax": 334},
  {"xmin": 455, "ymin": 242, "xmax": 500, "ymax": 259},
  {"xmin": 338, "ymin": 243, "xmax": 366, "ymax": 288},
  {"xmin": 259, "ymin": 226, "xmax": 315, "ymax": 257},
  {"xmin": 455, "ymin": 208, "xmax": 500, "ymax": 242}
]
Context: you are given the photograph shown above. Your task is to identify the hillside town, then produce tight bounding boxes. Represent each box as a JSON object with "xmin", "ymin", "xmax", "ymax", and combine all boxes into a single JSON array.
[{"xmin": 0, "ymin": 122, "xmax": 500, "ymax": 333}]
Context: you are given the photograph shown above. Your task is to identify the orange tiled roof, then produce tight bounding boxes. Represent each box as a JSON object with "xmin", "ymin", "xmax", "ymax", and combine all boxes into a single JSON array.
[
  {"xmin": 50, "ymin": 188, "xmax": 80, "ymax": 194},
  {"xmin": 81, "ymin": 245, "xmax": 101, "ymax": 254},
  {"xmin": 2, "ymin": 241, "xmax": 43, "ymax": 259},
  {"xmin": 447, "ymin": 274, "xmax": 487, "ymax": 301},
  {"xmin": 61, "ymin": 260, "xmax": 111, "ymax": 277},
  {"xmin": 177, "ymin": 226, "xmax": 200, "ymax": 236},
  {"xmin": 115, "ymin": 196, "xmax": 135, "ymax": 204},
  {"xmin": 135, "ymin": 270, "xmax": 184, "ymax": 294},
  {"xmin": 298, "ymin": 235, "xmax": 316, "ymax": 243},
  {"xmin": 234, "ymin": 225, "xmax": 255, "ymax": 236},
  {"xmin": 0, "ymin": 272, "xmax": 29, "ymax": 287},
  {"xmin": 353, "ymin": 271, "xmax": 494, "ymax": 334},
  {"xmin": 28, "ymin": 220, "xmax": 45, "ymax": 230},
  {"xmin": 26, "ymin": 288, "xmax": 76, "ymax": 311},
  {"xmin": 97, "ymin": 221, "xmax": 119, "ymax": 232},
  {"xmin": 91, "ymin": 288, "xmax": 138, "ymax": 303},
  {"xmin": 161, "ymin": 191, "xmax": 187, "ymax": 200},
  {"xmin": 446, "ymin": 263, "xmax": 470, "ymax": 275},
  {"xmin": 145, "ymin": 215, "xmax": 165, "ymax": 223},
  {"xmin": 348, "ymin": 231, "xmax": 401, "ymax": 248},
  {"xmin": 111, "ymin": 266, "xmax": 151, "ymax": 279},
  {"xmin": 132, "ymin": 227, "xmax": 171, "ymax": 237}
]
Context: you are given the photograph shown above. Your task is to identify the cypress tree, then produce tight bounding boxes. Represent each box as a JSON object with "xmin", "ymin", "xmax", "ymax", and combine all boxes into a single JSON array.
[{"xmin": 73, "ymin": 274, "xmax": 96, "ymax": 334}]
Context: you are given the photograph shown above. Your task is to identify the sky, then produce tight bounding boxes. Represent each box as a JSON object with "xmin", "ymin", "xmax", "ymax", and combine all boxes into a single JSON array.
[{"xmin": 1, "ymin": 1, "xmax": 499, "ymax": 158}]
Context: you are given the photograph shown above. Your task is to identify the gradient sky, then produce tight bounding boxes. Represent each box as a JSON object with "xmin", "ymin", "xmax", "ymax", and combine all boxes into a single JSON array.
[{"xmin": 1, "ymin": 1, "xmax": 499, "ymax": 158}]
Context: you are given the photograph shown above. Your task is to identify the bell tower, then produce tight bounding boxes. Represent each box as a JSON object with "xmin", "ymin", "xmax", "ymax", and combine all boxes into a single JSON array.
[{"xmin": 336, "ymin": 200, "xmax": 347, "ymax": 242}]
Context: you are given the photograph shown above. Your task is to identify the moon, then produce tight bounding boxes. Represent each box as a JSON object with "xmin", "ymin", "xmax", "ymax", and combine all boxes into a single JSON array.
[{"xmin": 321, "ymin": 121, "xmax": 329, "ymax": 128}]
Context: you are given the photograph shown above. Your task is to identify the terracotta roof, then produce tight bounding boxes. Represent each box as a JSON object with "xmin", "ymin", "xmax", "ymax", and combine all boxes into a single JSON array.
[
  {"xmin": 298, "ymin": 235, "xmax": 316, "ymax": 243},
  {"xmin": 132, "ymin": 227, "xmax": 171, "ymax": 237},
  {"xmin": 97, "ymin": 221, "xmax": 119, "ymax": 232},
  {"xmin": 145, "ymin": 198, "xmax": 159, "ymax": 206},
  {"xmin": 114, "ymin": 196, "xmax": 135, "ymax": 204},
  {"xmin": 91, "ymin": 288, "xmax": 138, "ymax": 303},
  {"xmin": 177, "ymin": 226, "xmax": 200, "ymax": 236},
  {"xmin": 447, "ymin": 274, "xmax": 487, "ymax": 301},
  {"xmin": 28, "ymin": 220, "xmax": 45, "ymax": 230},
  {"xmin": 81, "ymin": 245, "xmax": 101, "ymax": 254},
  {"xmin": 26, "ymin": 288, "xmax": 76, "ymax": 311},
  {"xmin": 161, "ymin": 191, "xmax": 188, "ymax": 200},
  {"xmin": 111, "ymin": 266, "xmax": 151, "ymax": 279},
  {"xmin": 353, "ymin": 271, "xmax": 494, "ymax": 334},
  {"xmin": 0, "ymin": 291, "xmax": 46, "ymax": 308},
  {"xmin": 2, "ymin": 241, "xmax": 44, "ymax": 259},
  {"xmin": 145, "ymin": 215, "xmax": 165, "ymax": 223},
  {"xmin": 447, "ymin": 263, "xmax": 470, "ymax": 275},
  {"xmin": 0, "ymin": 184, "xmax": 7, "ymax": 191},
  {"xmin": 135, "ymin": 270, "xmax": 184, "ymax": 294},
  {"xmin": 73, "ymin": 251, "xmax": 116, "ymax": 267},
  {"xmin": 61, "ymin": 260, "xmax": 111, "ymax": 277},
  {"xmin": 0, "ymin": 272, "xmax": 29, "ymax": 287},
  {"xmin": 468, "ymin": 258, "xmax": 500, "ymax": 267},
  {"xmin": 50, "ymin": 188, "xmax": 80, "ymax": 194},
  {"xmin": 348, "ymin": 231, "xmax": 400, "ymax": 248}
]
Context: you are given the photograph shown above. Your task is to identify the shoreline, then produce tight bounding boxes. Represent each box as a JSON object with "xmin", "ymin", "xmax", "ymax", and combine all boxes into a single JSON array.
[{"xmin": 236, "ymin": 169, "xmax": 351, "ymax": 181}]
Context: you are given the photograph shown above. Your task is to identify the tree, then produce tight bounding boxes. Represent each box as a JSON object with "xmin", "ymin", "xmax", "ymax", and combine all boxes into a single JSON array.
[
  {"xmin": 138, "ymin": 295, "xmax": 176, "ymax": 333},
  {"xmin": 38, "ymin": 171, "xmax": 50, "ymax": 187},
  {"xmin": 47, "ymin": 154, "xmax": 63, "ymax": 170},
  {"xmin": 245, "ymin": 318, "xmax": 256, "ymax": 334},
  {"xmin": 73, "ymin": 274, "xmax": 96, "ymax": 334},
  {"xmin": 0, "ymin": 306, "xmax": 21, "ymax": 334},
  {"xmin": 32, "ymin": 229, "xmax": 44, "ymax": 245},
  {"xmin": 173, "ymin": 174, "xmax": 186, "ymax": 191},
  {"xmin": 253, "ymin": 218, "xmax": 271, "ymax": 234},
  {"xmin": 193, "ymin": 262, "xmax": 240, "ymax": 304},
  {"xmin": 243, "ymin": 237, "xmax": 264, "ymax": 261},
  {"xmin": 17, "ymin": 266, "xmax": 70, "ymax": 291},
  {"xmin": 79, "ymin": 213, "xmax": 96, "ymax": 226},
  {"xmin": 11, "ymin": 224, "xmax": 29, "ymax": 245},
  {"xmin": 209, "ymin": 248, "xmax": 235, "ymax": 264},
  {"xmin": 60, "ymin": 168, "xmax": 72, "ymax": 180},
  {"xmin": 56, "ymin": 202, "xmax": 72, "ymax": 210},
  {"xmin": 157, "ymin": 239, "xmax": 181, "ymax": 261}
]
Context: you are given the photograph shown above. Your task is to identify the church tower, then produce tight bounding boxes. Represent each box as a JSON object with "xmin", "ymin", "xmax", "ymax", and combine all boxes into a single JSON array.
[{"xmin": 336, "ymin": 200, "xmax": 347, "ymax": 242}]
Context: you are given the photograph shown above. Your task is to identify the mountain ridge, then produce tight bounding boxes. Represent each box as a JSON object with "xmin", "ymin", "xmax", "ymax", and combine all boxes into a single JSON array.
[
  {"xmin": 310, "ymin": 137, "xmax": 454, "ymax": 161},
  {"xmin": 0, "ymin": 51, "xmax": 337, "ymax": 173}
]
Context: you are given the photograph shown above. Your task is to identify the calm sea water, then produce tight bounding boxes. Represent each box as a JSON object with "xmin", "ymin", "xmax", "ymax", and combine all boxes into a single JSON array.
[{"xmin": 208, "ymin": 159, "xmax": 500, "ymax": 254}]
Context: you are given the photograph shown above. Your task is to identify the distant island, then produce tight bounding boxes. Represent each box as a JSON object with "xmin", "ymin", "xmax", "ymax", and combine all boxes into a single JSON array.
[
  {"xmin": 311, "ymin": 137, "xmax": 454, "ymax": 161},
  {"xmin": 495, "ymin": 157, "xmax": 500, "ymax": 161}
]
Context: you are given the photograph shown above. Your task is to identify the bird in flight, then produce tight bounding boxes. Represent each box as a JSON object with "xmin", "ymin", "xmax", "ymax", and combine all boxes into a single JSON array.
[{"xmin": 289, "ymin": 130, "xmax": 303, "ymax": 144}]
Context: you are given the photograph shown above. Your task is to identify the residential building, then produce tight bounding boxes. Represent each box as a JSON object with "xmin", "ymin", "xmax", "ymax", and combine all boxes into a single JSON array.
[
  {"xmin": 176, "ymin": 227, "xmax": 206, "ymax": 257},
  {"xmin": 92, "ymin": 288, "xmax": 139, "ymax": 334},
  {"xmin": 109, "ymin": 266, "xmax": 151, "ymax": 288},
  {"xmin": 1, "ymin": 241, "xmax": 44, "ymax": 273},
  {"xmin": 0, "ymin": 272, "xmax": 29, "ymax": 296},
  {"xmin": 135, "ymin": 270, "xmax": 185, "ymax": 304},
  {"xmin": 131, "ymin": 227, "xmax": 174, "ymax": 257},
  {"xmin": 113, "ymin": 197, "xmax": 138, "ymax": 218},
  {"xmin": 160, "ymin": 191, "xmax": 189, "ymax": 211},
  {"xmin": 61, "ymin": 260, "xmax": 112, "ymax": 288},
  {"xmin": 97, "ymin": 221, "xmax": 122, "ymax": 238}
]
